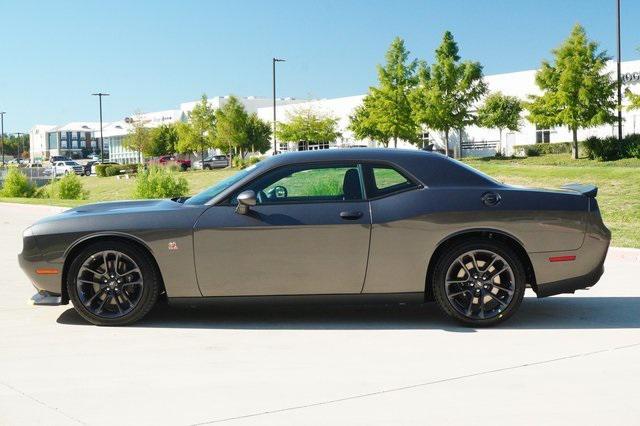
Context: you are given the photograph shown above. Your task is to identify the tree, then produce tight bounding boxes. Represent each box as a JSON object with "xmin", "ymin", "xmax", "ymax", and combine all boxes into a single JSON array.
[
  {"xmin": 527, "ymin": 24, "xmax": 616, "ymax": 159},
  {"xmin": 176, "ymin": 94, "xmax": 216, "ymax": 161},
  {"xmin": 348, "ymin": 95, "xmax": 390, "ymax": 147},
  {"xmin": 626, "ymin": 88, "xmax": 640, "ymax": 111},
  {"xmin": 215, "ymin": 96, "xmax": 249, "ymax": 159},
  {"xmin": 359, "ymin": 37, "xmax": 419, "ymax": 148},
  {"xmin": 147, "ymin": 123, "xmax": 179, "ymax": 157},
  {"xmin": 477, "ymin": 92, "xmax": 523, "ymax": 154},
  {"xmin": 123, "ymin": 112, "xmax": 152, "ymax": 163},
  {"xmin": 245, "ymin": 113, "xmax": 272, "ymax": 155},
  {"xmin": 411, "ymin": 31, "xmax": 487, "ymax": 157},
  {"xmin": 276, "ymin": 107, "xmax": 342, "ymax": 148}
]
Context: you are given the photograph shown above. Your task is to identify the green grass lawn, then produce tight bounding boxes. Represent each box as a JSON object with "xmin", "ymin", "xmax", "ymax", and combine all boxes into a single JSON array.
[{"xmin": 1, "ymin": 154, "xmax": 638, "ymax": 247}]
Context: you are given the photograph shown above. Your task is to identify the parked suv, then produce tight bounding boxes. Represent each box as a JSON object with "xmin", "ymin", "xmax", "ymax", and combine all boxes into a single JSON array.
[
  {"xmin": 52, "ymin": 161, "xmax": 84, "ymax": 176},
  {"xmin": 50, "ymin": 155, "xmax": 70, "ymax": 164},
  {"xmin": 193, "ymin": 155, "xmax": 229, "ymax": 170}
]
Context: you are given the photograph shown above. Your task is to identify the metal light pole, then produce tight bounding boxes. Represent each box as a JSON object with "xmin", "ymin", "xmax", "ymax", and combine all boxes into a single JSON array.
[
  {"xmin": 616, "ymin": 0, "xmax": 623, "ymax": 142},
  {"xmin": 14, "ymin": 132, "xmax": 25, "ymax": 162},
  {"xmin": 92, "ymin": 93, "xmax": 109, "ymax": 163},
  {"xmin": 0, "ymin": 112, "xmax": 5, "ymax": 166},
  {"xmin": 272, "ymin": 58, "xmax": 285, "ymax": 155}
]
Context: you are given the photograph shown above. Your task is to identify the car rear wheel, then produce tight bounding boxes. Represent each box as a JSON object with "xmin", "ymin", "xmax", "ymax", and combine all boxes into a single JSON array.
[
  {"xmin": 67, "ymin": 240, "xmax": 160, "ymax": 326},
  {"xmin": 432, "ymin": 238, "xmax": 525, "ymax": 327}
]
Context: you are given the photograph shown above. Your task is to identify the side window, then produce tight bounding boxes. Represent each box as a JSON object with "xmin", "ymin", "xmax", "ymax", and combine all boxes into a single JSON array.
[
  {"xmin": 235, "ymin": 163, "xmax": 364, "ymax": 204},
  {"xmin": 365, "ymin": 164, "xmax": 417, "ymax": 198}
]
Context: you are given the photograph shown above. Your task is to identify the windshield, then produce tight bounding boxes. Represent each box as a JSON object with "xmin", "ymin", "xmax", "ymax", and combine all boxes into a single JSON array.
[
  {"xmin": 184, "ymin": 164, "xmax": 260, "ymax": 205},
  {"xmin": 65, "ymin": 161, "xmax": 79, "ymax": 166}
]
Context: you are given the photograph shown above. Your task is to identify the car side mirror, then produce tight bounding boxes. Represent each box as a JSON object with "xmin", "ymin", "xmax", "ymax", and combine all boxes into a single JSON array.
[{"xmin": 235, "ymin": 190, "xmax": 257, "ymax": 215}]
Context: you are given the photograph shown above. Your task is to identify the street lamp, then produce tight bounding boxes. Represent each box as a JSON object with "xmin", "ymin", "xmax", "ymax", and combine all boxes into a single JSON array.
[
  {"xmin": 0, "ymin": 111, "xmax": 5, "ymax": 166},
  {"xmin": 272, "ymin": 58, "xmax": 286, "ymax": 155},
  {"xmin": 92, "ymin": 93, "xmax": 109, "ymax": 163},
  {"xmin": 616, "ymin": 0, "xmax": 623, "ymax": 142},
  {"xmin": 14, "ymin": 132, "xmax": 25, "ymax": 162}
]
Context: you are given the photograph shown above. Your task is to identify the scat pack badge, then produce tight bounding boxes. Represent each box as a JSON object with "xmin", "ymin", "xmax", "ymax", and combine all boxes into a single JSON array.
[{"xmin": 168, "ymin": 241, "xmax": 178, "ymax": 251}]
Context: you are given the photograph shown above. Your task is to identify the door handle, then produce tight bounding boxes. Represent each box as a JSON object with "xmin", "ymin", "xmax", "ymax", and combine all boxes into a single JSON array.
[{"xmin": 340, "ymin": 211, "xmax": 364, "ymax": 220}]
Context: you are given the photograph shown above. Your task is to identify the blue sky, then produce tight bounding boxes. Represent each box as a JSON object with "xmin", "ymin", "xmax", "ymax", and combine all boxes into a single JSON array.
[{"xmin": 1, "ymin": 0, "xmax": 639, "ymax": 131}]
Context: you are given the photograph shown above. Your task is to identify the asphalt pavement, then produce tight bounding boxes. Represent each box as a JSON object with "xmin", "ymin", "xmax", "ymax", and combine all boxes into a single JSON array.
[{"xmin": 1, "ymin": 202, "xmax": 639, "ymax": 426}]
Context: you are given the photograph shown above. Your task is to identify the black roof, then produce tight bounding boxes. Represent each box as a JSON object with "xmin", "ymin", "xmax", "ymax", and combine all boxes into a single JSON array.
[
  {"xmin": 262, "ymin": 148, "xmax": 498, "ymax": 188},
  {"xmin": 267, "ymin": 148, "xmax": 436, "ymax": 167}
]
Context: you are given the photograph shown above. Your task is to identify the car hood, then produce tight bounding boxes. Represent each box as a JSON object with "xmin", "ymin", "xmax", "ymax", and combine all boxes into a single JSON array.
[{"xmin": 34, "ymin": 199, "xmax": 182, "ymax": 225}]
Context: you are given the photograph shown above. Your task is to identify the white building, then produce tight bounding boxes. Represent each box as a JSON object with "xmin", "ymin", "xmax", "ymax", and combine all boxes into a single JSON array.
[
  {"xmin": 30, "ymin": 96, "xmax": 303, "ymax": 164},
  {"xmin": 30, "ymin": 60, "xmax": 640, "ymax": 162},
  {"xmin": 257, "ymin": 59, "xmax": 640, "ymax": 157}
]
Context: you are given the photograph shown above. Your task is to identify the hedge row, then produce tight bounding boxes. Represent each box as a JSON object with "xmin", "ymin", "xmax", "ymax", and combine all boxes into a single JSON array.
[
  {"xmin": 95, "ymin": 163, "xmax": 141, "ymax": 177},
  {"xmin": 583, "ymin": 134, "xmax": 640, "ymax": 161},
  {"xmin": 513, "ymin": 142, "xmax": 583, "ymax": 157}
]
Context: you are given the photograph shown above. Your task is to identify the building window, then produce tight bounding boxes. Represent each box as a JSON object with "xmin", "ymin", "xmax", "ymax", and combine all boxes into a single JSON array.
[
  {"xmin": 278, "ymin": 142, "xmax": 288, "ymax": 152},
  {"xmin": 535, "ymin": 126, "xmax": 551, "ymax": 143},
  {"xmin": 297, "ymin": 141, "xmax": 330, "ymax": 151}
]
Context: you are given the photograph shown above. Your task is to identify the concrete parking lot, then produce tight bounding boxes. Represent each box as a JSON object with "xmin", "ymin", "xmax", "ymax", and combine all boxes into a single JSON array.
[{"xmin": 1, "ymin": 202, "xmax": 639, "ymax": 425}]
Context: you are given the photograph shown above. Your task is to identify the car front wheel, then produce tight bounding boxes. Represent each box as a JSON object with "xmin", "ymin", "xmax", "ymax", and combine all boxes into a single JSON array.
[
  {"xmin": 67, "ymin": 240, "xmax": 160, "ymax": 326},
  {"xmin": 432, "ymin": 238, "xmax": 526, "ymax": 327}
]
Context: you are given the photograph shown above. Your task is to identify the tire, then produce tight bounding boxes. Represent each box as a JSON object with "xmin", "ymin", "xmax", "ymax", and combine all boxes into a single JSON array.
[
  {"xmin": 432, "ymin": 238, "xmax": 526, "ymax": 327},
  {"xmin": 85, "ymin": 170, "xmax": 90, "ymax": 176},
  {"xmin": 66, "ymin": 240, "xmax": 160, "ymax": 326},
  {"xmin": 204, "ymin": 165, "xmax": 212, "ymax": 170}
]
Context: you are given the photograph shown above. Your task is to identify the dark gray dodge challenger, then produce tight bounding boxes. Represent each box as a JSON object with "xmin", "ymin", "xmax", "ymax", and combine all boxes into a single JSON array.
[{"xmin": 19, "ymin": 149, "xmax": 610, "ymax": 326}]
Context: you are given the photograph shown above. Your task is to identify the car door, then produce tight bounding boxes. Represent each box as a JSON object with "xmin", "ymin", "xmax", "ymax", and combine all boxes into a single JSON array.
[{"xmin": 193, "ymin": 162, "xmax": 372, "ymax": 296}]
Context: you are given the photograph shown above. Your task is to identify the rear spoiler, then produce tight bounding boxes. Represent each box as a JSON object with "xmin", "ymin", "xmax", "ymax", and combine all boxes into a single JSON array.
[{"xmin": 561, "ymin": 183, "xmax": 598, "ymax": 198}]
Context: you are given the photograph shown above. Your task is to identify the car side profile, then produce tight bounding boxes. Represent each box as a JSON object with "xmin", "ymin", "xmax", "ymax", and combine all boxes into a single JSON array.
[
  {"xmin": 193, "ymin": 155, "xmax": 229, "ymax": 170},
  {"xmin": 52, "ymin": 160, "xmax": 84, "ymax": 176},
  {"xmin": 19, "ymin": 149, "xmax": 610, "ymax": 326}
]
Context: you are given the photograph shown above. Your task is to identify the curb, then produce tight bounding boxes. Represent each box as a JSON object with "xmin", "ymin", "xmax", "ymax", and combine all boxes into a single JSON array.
[{"xmin": 608, "ymin": 247, "xmax": 640, "ymax": 264}]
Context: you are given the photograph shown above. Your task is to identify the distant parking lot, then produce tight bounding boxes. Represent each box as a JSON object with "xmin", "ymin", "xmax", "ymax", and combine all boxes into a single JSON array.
[{"xmin": 1, "ymin": 202, "xmax": 639, "ymax": 425}]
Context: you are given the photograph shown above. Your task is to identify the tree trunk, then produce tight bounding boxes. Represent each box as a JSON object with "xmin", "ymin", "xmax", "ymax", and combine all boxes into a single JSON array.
[
  {"xmin": 455, "ymin": 128, "xmax": 462, "ymax": 159},
  {"xmin": 498, "ymin": 128, "xmax": 503, "ymax": 156},
  {"xmin": 572, "ymin": 127, "xmax": 578, "ymax": 159},
  {"xmin": 393, "ymin": 136, "xmax": 398, "ymax": 149},
  {"xmin": 444, "ymin": 129, "xmax": 450, "ymax": 157}
]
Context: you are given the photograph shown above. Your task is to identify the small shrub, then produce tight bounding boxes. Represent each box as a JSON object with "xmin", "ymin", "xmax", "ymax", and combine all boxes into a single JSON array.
[
  {"xmin": 232, "ymin": 157, "xmax": 247, "ymax": 169},
  {"xmin": 95, "ymin": 164, "xmax": 109, "ymax": 177},
  {"xmin": 106, "ymin": 165, "xmax": 122, "ymax": 176},
  {"xmin": 1, "ymin": 168, "xmax": 36, "ymax": 197},
  {"xmin": 134, "ymin": 166, "xmax": 189, "ymax": 199},
  {"xmin": 626, "ymin": 134, "xmax": 640, "ymax": 159},
  {"xmin": 247, "ymin": 156, "xmax": 261, "ymax": 166},
  {"xmin": 524, "ymin": 146, "xmax": 540, "ymax": 157},
  {"xmin": 52, "ymin": 173, "xmax": 87, "ymax": 200}
]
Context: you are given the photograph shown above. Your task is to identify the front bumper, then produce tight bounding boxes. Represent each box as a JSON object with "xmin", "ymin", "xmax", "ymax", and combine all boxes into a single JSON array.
[
  {"xmin": 18, "ymin": 236, "xmax": 66, "ymax": 303},
  {"xmin": 30, "ymin": 290, "xmax": 63, "ymax": 305}
]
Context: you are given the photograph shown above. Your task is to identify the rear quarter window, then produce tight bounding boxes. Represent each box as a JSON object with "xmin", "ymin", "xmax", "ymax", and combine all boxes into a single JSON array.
[{"xmin": 365, "ymin": 164, "xmax": 417, "ymax": 198}]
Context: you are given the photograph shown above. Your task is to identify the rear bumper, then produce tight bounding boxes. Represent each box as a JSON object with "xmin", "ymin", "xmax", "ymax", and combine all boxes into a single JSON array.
[{"xmin": 535, "ymin": 262, "xmax": 604, "ymax": 297}]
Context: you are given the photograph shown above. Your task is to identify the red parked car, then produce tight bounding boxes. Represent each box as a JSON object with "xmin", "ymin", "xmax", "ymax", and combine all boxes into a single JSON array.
[{"xmin": 148, "ymin": 155, "xmax": 191, "ymax": 171}]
